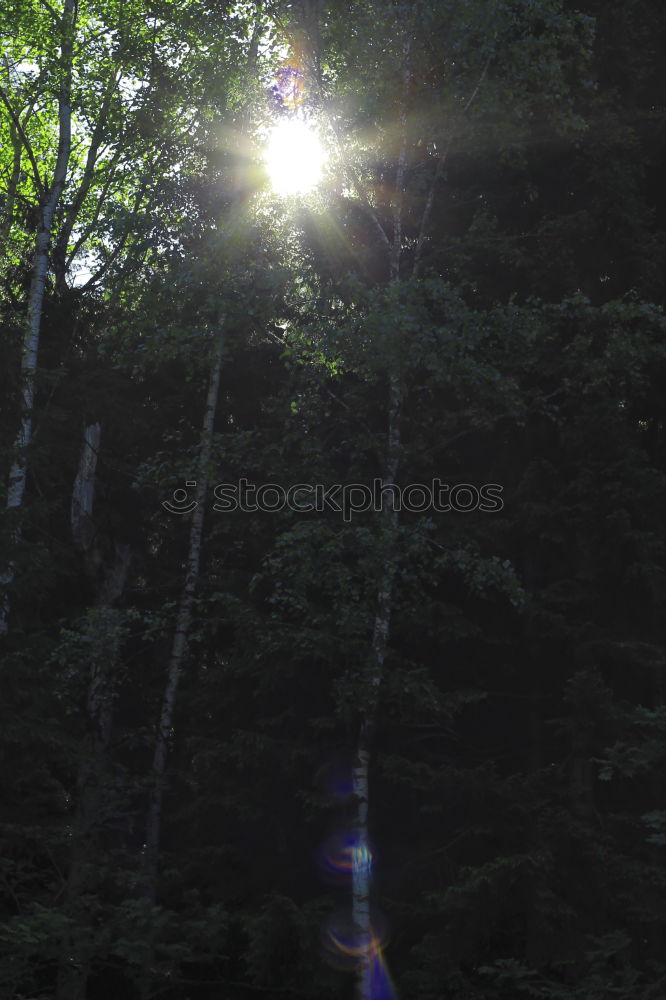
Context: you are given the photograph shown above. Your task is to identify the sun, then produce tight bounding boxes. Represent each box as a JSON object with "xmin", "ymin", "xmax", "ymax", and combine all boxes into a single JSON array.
[{"xmin": 265, "ymin": 118, "xmax": 326, "ymax": 196}]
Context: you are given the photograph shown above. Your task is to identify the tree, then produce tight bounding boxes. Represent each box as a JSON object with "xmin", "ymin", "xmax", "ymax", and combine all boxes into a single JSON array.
[{"xmin": 0, "ymin": 0, "xmax": 76, "ymax": 631}]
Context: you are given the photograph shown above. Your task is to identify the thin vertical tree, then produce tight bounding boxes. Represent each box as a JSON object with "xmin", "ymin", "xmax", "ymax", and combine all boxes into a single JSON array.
[
  {"xmin": 0, "ymin": 0, "xmax": 75, "ymax": 632},
  {"xmin": 139, "ymin": 16, "xmax": 264, "ymax": 995},
  {"xmin": 141, "ymin": 324, "xmax": 226, "ymax": 904},
  {"xmin": 340, "ymin": 15, "xmax": 496, "ymax": 994},
  {"xmin": 350, "ymin": 31, "xmax": 409, "ymax": 997}
]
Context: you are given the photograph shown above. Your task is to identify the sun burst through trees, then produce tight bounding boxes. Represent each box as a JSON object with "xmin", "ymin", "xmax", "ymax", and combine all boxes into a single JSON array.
[{"xmin": 265, "ymin": 117, "xmax": 326, "ymax": 196}]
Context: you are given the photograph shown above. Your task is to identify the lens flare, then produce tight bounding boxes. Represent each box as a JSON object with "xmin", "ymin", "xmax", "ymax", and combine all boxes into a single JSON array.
[
  {"xmin": 265, "ymin": 118, "xmax": 325, "ymax": 196},
  {"xmin": 315, "ymin": 754, "xmax": 399, "ymax": 1000},
  {"xmin": 321, "ymin": 909, "xmax": 389, "ymax": 970},
  {"xmin": 321, "ymin": 909, "xmax": 397, "ymax": 998},
  {"xmin": 366, "ymin": 951, "xmax": 399, "ymax": 1000},
  {"xmin": 318, "ymin": 832, "xmax": 375, "ymax": 884},
  {"xmin": 270, "ymin": 64, "xmax": 305, "ymax": 113}
]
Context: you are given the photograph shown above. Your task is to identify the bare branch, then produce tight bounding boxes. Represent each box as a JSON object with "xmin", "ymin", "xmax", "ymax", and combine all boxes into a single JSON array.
[
  {"xmin": 302, "ymin": 8, "xmax": 393, "ymax": 255},
  {"xmin": 37, "ymin": 0, "xmax": 58, "ymax": 17},
  {"xmin": 329, "ymin": 119, "xmax": 391, "ymax": 249},
  {"xmin": 54, "ymin": 68, "xmax": 121, "ymax": 287},
  {"xmin": 462, "ymin": 40, "xmax": 495, "ymax": 115},
  {"xmin": 412, "ymin": 148, "xmax": 449, "ymax": 278},
  {"xmin": 64, "ymin": 149, "xmax": 121, "ymax": 269},
  {"xmin": 413, "ymin": 40, "xmax": 496, "ymax": 278},
  {"xmin": 78, "ymin": 174, "xmax": 149, "ymax": 290},
  {"xmin": 391, "ymin": 36, "xmax": 411, "ymax": 280},
  {"xmin": 0, "ymin": 84, "xmax": 44, "ymax": 197},
  {"xmin": 78, "ymin": 106, "xmax": 199, "ymax": 288},
  {"xmin": 0, "ymin": 121, "xmax": 22, "ymax": 245}
]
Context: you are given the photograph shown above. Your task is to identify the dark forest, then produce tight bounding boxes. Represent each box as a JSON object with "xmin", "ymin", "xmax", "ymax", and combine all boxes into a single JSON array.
[{"xmin": 1, "ymin": 2, "xmax": 666, "ymax": 998}]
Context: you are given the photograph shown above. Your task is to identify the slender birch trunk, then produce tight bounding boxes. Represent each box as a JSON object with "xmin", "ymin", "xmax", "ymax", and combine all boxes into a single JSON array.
[
  {"xmin": 346, "ymin": 20, "xmax": 496, "ymax": 995},
  {"xmin": 142, "ymin": 327, "xmax": 224, "ymax": 884},
  {"xmin": 138, "ymin": 22, "xmax": 259, "ymax": 998},
  {"xmin": 57, "ymin": 423, "xmax": 131, "ymax": 1000},
  {"xmin": 0, "ymin": 0, "xmax": 76, "ymax": 633},
  {"xmin": 137, "ymin": 326, "xmax": 223, "ymax": 1000},
  {"xmin": 140, "ymin": 7, "xmax": 261, "ymax": 915},
  {"xmin": 352, "ymin": 376, "xmax": 401, "ymax": 995},
  {"xmin": 351, "ymin": 34, "xmax": 409, "ymax": 999}
]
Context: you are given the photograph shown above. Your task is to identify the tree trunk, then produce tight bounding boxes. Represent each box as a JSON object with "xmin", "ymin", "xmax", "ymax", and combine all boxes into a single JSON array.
[
  {"xmin": 138, "ymin": 20, "xmax": 259, "ymax": 996},
  {"xmin": 351, "ymin": 36, "xmax": 409, "ymax": 996},
  {"xmin": 0, "ymin": 0, "xmax": 76, "ymax": 633},
  {"xmin": 352, "ymin": 372, "xmax": 401, "ymax": 997},
  {"xmin": 137, "ymin": 326, "xmax": 224, "ymax": 999},
  {"xmin": 142, "ymin": 329, "xmax": 223, "ymax": 895},
  {"xmin": 349, "ymin": 26, "xmax": 494, "ymax": 994}
]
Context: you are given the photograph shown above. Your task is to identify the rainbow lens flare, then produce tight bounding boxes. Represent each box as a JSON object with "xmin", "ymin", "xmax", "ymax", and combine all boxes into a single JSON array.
[
  {"xmin": 270, "ymin": 64, "xmax": 305, "ymax": 112},
  {"xmin": 318, "ymin": 832, "xmax": 375, "ymax": 884},
  {"xmin": 321, "ymin": 910, "xmax": 398, "ymax": 1000}
]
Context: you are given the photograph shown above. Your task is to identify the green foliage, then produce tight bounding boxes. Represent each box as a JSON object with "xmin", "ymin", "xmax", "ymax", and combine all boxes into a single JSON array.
[{"xmin": 1, "ymin": 1, "xmax": 666, "ymax": 999}]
